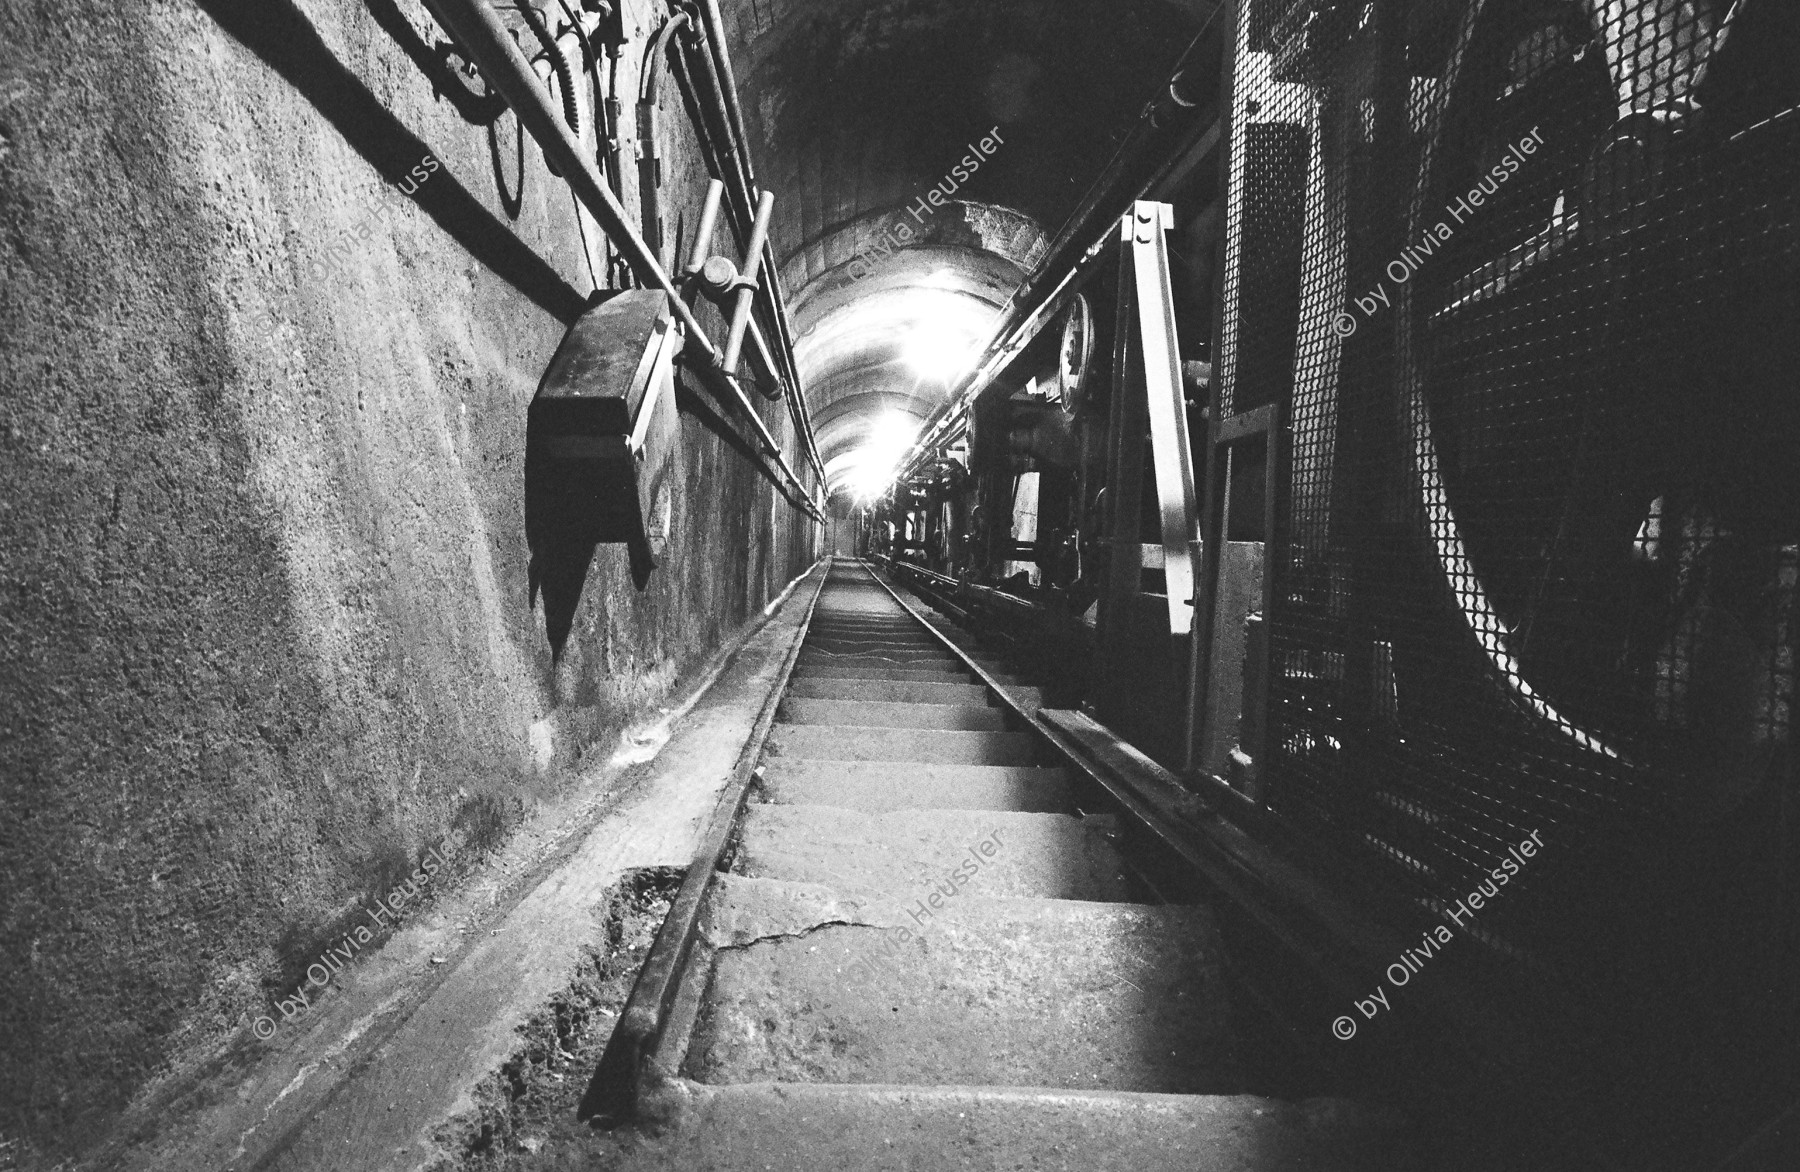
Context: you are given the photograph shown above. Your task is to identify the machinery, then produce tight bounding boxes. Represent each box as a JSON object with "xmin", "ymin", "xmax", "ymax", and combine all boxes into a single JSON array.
[{"xmin": 869, "ymin": 2, "xmax": 1800, "ymax": 1165}]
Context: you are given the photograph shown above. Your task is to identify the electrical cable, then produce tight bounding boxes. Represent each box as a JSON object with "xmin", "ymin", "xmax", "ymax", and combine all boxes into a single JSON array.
[
  {"xmin": 550, "ymin": 0, "xmax": 602, "ymax": 291},
  {"xmin": 551, "ymin": 0, "xmax": 595, "ymax": 74},
  {"xmin": 514, "ymin": 2, "xmax": 580, "ymax": 137}
]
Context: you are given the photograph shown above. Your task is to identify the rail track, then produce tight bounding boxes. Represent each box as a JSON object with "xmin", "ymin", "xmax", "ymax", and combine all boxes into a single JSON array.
[{"xmin": 583, "ymin": 557, "xmax": 1394, "ymax": 1169}]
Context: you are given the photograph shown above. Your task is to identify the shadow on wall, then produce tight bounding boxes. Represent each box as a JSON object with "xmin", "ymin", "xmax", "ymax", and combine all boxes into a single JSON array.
[
  {"xmin": 524, "ymin": 431, "xmax": 656, "ymax": 658},
  {"xmin": 364, "ymin": 0, "xmax": 533, "ymax": 220},
  {"xmin": 193, "ymin": 0, "xmax": 586, "ymax": 321},
  {"xmin": 362, "ymin": 0, "xmax": 507, "ymax": 126},
  {"xmin": 524, "ymin": 362, "xmax": 814, "ymax": 657}
]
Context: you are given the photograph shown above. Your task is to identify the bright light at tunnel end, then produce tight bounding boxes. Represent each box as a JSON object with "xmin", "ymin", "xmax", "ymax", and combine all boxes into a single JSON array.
[
  {"xmin": 902, "ymin": 334, "xmax": 976, "ymax": 384},
  {"xmin": 898, "ymin": 286, "xmax": 990, "ymax": 386},
  {"xmin": 837, "ymin": 413, "xmax": 920, "ymax": 502},
  {"xmin": 807, "ymin": 280, "xmax": 999, "ymax": 502}
]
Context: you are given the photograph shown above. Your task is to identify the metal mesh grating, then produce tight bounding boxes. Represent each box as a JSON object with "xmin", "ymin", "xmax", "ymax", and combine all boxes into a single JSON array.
[{"xmin": 1221, "ymin": 0, "xmax": 1800, "ymax": 972}]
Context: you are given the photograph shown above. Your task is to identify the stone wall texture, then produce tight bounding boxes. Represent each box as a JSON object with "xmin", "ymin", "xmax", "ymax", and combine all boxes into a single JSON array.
[{"xmin": 0, "ymin": 0, "xmax": 817, "ymax": 1158}]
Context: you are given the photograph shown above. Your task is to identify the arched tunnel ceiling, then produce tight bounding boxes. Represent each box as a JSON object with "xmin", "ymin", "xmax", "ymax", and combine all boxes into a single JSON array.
[{"xmin": 723, "ymin": 0, "xmax": 1214, "ymax": 497}]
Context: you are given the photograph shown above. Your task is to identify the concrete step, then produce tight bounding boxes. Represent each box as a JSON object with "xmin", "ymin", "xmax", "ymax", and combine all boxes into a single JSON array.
[
  {"xmin": 784, "ymin": 678, "xmax": 989, "ymax": 704},
  {"xmin": 991, "ymin": 685, "xmax": 1048, "ymax": 710},
  {"xmin": 810, "ymin": 622, "xmax": 919, "ymax": 632},
  {"xmin": 776, "ymin": 698, "xmax": 1006, "ymax": 731},
  {"xmin": 687, "ymin": 876, "xmax": 1238, "ymax": 1093},
  {"xmin": 608, "ymin": 1082, "xmax": 1400, "ymax": 1172},
  {"xmin": 799, "ymin": 648, "xmax": 957, "ymax": 665},
  {"xmin": 810, "ymin": 620, "xmax": 931, "ymax": 632},
  {"xmin": 796, "ymin": 658, "xmax": 963, "ymax": 676},
  {"xmin": 805, "ymin": 641, "xmax": 936, "ymax": 652},
  {"xmin": 757, "ymin": 761, "xmax": 1072, "ymax": 813},
  {"xmin": 802, "ymin": 648, "xmax": 943, "ymax": 666},
  {"xmin": 768, "ymin": 724, "xmax": 1037, "ymax": 766},
  {"xmin": 732, "ymin": 805, "xmax": 1130, "ymax": 901},
  {"xmin": 791, "ymin": 664, "xmax": 972, "ymax": 684},
  {"xmin": 809, "ymin": 621, "xmax": 928, "ymax": 633}
]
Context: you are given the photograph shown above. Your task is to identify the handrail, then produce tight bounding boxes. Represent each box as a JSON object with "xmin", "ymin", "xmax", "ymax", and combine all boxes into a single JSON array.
[{"xmin": 421, "ymin": 0, "xmax": 825, "ymax": 519}]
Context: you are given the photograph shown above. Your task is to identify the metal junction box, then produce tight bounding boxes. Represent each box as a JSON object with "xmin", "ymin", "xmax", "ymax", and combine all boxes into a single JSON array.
[{"xmin": 528, "ymin": 290, "xmax": 682, "ymax": 562}]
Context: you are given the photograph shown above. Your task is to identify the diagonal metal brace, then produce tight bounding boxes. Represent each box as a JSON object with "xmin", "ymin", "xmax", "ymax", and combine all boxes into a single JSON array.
[{"xmin": 1120, "ymin": 200, "xmax": 1202, "ymax": 636}]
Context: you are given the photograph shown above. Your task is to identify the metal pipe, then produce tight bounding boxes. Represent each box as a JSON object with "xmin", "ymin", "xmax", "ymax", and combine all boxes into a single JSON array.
[
  {"xmin": 422, "ymin": 0, "xmax": 825, "ymax": 517},
  {"xmin": 639, "ymin": 12, "xmax": 690, "ymax": 106},
  {"xmin": 422, "ymin": 0, "xmax": 711, "ymax": 350},
  {"xmin": 686, "ymin": 178, "xmax": 726, "ymax": 277},
  {"xmin": 690, "ymin": 0, "xmax": 804, "ymax": 397},
  {"xmin": 696, "ymin": 0, "xmax": 757, "ymax": 189},
  {"xmin": 688, "ymin": 251, "xmax": 781, "ymax": 402},
  {"xmin": 671, "ymin": 21, "xmax": 795, "ymax": 399},
  {"xmin": 746, "ymin": 317, "xmax": 784, "ymax": 399},
  {"xmin": 675, "ymin": 23, "xmax": 753, "ymax": 224},
  {"xmin": 894, "ymin": 34, "xmax": 1223, "ymax": 485},
  {"xmin": 636, "ymin": 12, "xmax": 690, "ymax": 266},
  {"xmin": 678, "ymin": 7, "xmax": 822, "ymax": 485},
  {"xmin": 690, "ymin": 360, "xmax": 823, "ymax": 520},
  {"xmin": 723, "ymin": 190, "xmax": 775, "ymax": 372},
  {"xmin": 1023, "ymin": 16, "xmax": 1223, "ymax": 293}
]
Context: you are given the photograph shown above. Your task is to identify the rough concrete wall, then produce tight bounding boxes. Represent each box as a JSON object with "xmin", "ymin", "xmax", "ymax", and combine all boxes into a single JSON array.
[{"xmin": 0, "ymin": 0, "xmax": 815, "ymax": 1159}]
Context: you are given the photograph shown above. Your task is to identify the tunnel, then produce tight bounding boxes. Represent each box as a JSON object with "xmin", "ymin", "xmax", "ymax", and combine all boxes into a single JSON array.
[{"xmin": 2, "ymin": 1, "xmax": 1797, "ymax": 1170}]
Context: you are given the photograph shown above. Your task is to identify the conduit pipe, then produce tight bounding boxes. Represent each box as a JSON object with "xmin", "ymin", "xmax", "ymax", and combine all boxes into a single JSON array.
[
  {"xmin": 683, "ymin": 0, "xmax": 823, "ymax": 483},
  {"xmin": 687, "ymin": 181, "xmax": 784, "ymax": 401},
  {"xmin": 666, "ymin": 8, "xmax": 827, "ymax": 483},
  {"xmin": 722, "ymin": 190, "xmax": 776, "ymax": 373},
  {"xmin": 423, "ymin": 0, "xmax": 700, "ymax": 342},
  {"xmin": 697, "ymin": 0, "xmax": 756, "ymax": 191},
  {"xmin": 420, "ymin": 0, "xmax": 825, "ymax": 519},
  {"xmin": 637, "ymin": 11, "xmax": 691, "ymax": 266}
]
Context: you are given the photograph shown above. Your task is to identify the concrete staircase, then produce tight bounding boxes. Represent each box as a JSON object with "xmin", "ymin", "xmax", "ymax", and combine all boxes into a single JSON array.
[{"xmin": 616, "ymin": 561, "xmax": 1395, "ymax": 1169}]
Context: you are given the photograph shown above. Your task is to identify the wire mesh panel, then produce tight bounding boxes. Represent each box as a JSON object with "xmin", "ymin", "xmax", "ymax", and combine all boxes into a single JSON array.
[{"xmin": 1220, "ymin": 0, "xmax": 1800, "ymax": 1022}]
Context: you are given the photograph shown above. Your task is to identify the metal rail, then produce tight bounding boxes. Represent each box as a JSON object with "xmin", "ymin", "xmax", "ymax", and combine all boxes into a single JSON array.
[
  {"xmin": 581, "ymin": 559, "xmax": 828, "ymax": 1122},
  {"xmin": 585, "ymin": 558, "xmax": 1077, "ymax": 1122},
  {"xmin": 868, "ymin": 561, "xmax": 1578, "ymax": 1125}
]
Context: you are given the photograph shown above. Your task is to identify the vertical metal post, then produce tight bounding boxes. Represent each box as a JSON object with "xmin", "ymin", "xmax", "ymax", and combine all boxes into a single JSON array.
[
  {"xmin": 1100, "ymin": 257, "xmax": 1149, "ymax": 665},
  {"xmin": 1123, "ymin": 200, "xmax": 1203, "ymax": 639}
]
